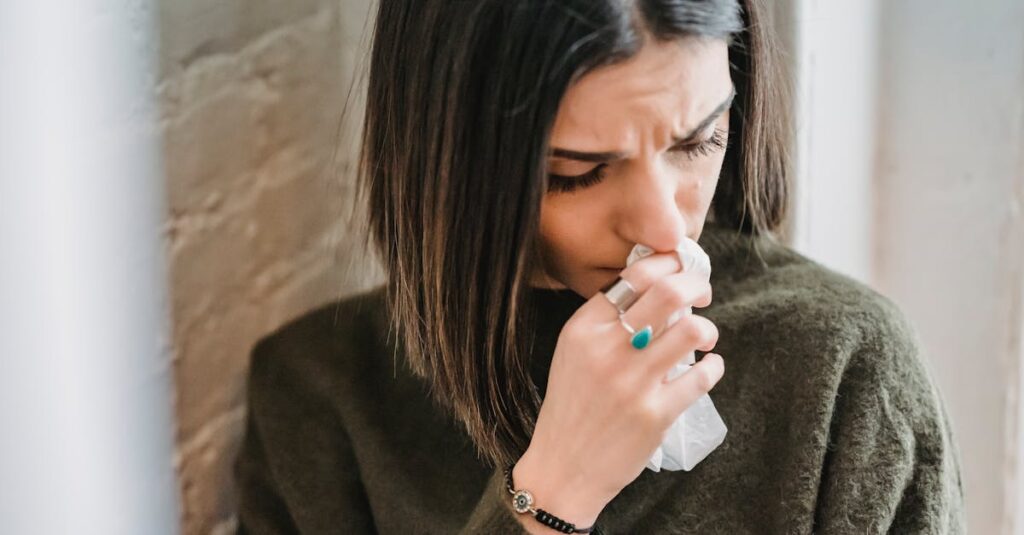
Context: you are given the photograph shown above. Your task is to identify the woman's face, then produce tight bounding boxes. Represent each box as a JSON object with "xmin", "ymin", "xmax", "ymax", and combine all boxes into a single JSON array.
[{"xmin": 531, "ymin": 37, "xmax": 734, "ymax": 298}]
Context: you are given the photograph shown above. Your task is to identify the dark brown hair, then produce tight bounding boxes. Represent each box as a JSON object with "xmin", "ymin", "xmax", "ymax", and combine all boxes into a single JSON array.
[{"xmin": 353, "ymin": 0, "xmax": 791, "ymax": 468}]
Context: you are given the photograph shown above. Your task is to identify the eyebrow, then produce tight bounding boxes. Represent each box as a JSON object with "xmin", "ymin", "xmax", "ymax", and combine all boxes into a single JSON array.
[{"xmin": 549, "ymin": 87, "xmax": 737, "ymax": 163}]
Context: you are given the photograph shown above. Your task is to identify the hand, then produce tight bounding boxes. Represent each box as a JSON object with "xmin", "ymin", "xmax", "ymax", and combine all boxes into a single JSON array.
[{"xmin": 512, "ymin": 252, "xmax": 724, "ymax": 530}]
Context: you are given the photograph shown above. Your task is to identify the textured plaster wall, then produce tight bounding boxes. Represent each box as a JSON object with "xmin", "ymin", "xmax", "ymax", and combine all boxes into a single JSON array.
[{"xmin": 158, "ymin": 1, "xmax": 378, "ymax": 531}]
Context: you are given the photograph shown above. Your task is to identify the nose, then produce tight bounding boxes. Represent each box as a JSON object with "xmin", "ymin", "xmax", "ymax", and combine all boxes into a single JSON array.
[{"xmin": 616, "ymin": 159, "xmax": 688, "ymax": 253}]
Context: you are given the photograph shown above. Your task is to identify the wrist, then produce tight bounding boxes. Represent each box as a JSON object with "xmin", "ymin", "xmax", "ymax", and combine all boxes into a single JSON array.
[{"xmin": 510, "ymin": 451, "xmax": 607, "ymax": 530}]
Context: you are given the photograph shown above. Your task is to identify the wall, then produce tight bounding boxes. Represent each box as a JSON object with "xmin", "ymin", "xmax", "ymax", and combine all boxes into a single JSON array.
[
  {"xmin": 1, "ymin": 1, "xmax": 180, "ymax": 532},
  {"xmin": 158, "ymin": 1, "xmax": 379, "ymax": 531},
  {"xmin": 784, "ymin": 0, "xmax": 880, "ymax": 284}
]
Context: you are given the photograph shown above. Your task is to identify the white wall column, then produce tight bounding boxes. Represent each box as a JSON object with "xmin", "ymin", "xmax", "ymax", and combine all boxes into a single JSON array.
[
  {"xmin": 779, "ymin": 0, "xmax": 881, "ymax": 284},
  {"xmin": 0, "ymin": 1, "xmax": 181, "ymax": 533}
]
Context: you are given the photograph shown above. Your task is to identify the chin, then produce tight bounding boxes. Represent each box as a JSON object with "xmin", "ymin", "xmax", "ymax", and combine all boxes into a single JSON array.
[{"xmin": 560, "ymin": 268, "xmax": 618, "ymax": 299}]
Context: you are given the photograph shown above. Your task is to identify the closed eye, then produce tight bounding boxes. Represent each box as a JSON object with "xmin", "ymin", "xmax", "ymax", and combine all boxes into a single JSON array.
[
  {"xmin": 546, "ymin": 127, "xmax": 730, "ymax": 194},
  {"xmin": 673, "ymin": 127, "xmax": 729, "ymax": 160},
  {"xmin": 547, "ymin": 164, "xmax": 608, "ymax": 194}
]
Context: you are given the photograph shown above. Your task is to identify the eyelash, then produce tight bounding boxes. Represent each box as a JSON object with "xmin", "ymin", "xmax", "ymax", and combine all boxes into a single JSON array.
[{"xmin": 546, "ymin": 127, "xmax": 730, "ymax": 194}]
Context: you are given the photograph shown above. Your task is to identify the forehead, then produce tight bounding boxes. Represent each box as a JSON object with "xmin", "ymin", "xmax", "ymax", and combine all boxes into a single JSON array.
[{"xmin": 551, "ymin": 38, "xmax": 732, "ymax": 150}]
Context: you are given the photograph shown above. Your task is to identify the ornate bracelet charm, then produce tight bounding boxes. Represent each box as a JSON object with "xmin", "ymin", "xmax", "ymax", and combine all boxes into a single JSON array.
[
  {"xmin": 511, "ymin": 487, "xmax": 535, "ymax": 513},
  {"xmin": 503, "ymin": 465, "xmax": 601, "ymax": 534}
]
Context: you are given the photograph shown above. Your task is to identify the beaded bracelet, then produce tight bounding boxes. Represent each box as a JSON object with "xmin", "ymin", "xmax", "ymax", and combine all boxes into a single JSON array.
[{"xmin": 503, "ymin": 465, "xmax": 602, "ymax": 534}]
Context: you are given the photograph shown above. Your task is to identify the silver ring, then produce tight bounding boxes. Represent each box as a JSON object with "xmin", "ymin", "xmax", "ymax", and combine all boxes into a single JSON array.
[
  {"xmin": 618, "ymin": 314, "xmax": 637, "ymax": 334},
  {"xmin": 600, "ymin": 276, "xmax": 639, "ymax": 314},
  {"xmin": 618, "ymin": 314, "xmax": 654, "ymax": 350}
]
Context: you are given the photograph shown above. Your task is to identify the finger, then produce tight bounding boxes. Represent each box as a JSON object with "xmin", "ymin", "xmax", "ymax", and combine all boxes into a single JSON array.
[
  {"xmin": 656, "ymin": 353, "xmax": 725, "ymax": 421},
  {"xmin": 616, "ymin": 251, "xmax": 685, "ymax": 292},
  {"xmin": 643, "ymin": 313, "xmax": 718, "ymax": 378},
  {"xmin": 582, "ymin": 252, "xmax": 685, "ymax": 317},
  {"xmin": 619, "ymin": 270, "xmax": 712, "ymax": 336}
]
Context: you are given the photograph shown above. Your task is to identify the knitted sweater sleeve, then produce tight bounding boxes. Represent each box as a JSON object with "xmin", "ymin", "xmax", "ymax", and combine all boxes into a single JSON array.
[{"xmin": 812, "ymin": 301, "xmax": 967, "ymax": 534}]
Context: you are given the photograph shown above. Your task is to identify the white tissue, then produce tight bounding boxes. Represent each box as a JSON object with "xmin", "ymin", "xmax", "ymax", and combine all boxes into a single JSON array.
[{"xmin": 626, "ymin": 239, "xmax": 727, "ymax": 472}]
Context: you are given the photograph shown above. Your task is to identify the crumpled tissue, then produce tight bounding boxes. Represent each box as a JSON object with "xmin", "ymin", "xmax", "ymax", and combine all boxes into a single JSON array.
[{"xmin": 626, "ymin": 238, "xmax": 727, "ymax": 472}]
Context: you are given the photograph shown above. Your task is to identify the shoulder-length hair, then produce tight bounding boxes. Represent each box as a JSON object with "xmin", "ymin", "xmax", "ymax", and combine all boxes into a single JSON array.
[{"xmin": 354, "ymin": 0, "xmax": 791, "ymax": 468}]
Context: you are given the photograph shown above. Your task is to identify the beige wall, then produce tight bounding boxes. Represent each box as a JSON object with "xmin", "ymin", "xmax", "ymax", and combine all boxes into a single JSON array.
[{"xmin": 158, "ymin": 1, "xmax": 379, "ymax": 531}]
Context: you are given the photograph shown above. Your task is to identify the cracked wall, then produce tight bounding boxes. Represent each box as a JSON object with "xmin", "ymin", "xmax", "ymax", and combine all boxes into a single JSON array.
[{"xmin": 158, "ymin": 1, "xmax": 379, "ymax": 532}]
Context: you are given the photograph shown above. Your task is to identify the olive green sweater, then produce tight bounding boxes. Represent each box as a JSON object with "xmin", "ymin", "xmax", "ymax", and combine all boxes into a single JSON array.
[{"xmin": 234, "ymin": 222, "xmax": 966, "ymax": 534}]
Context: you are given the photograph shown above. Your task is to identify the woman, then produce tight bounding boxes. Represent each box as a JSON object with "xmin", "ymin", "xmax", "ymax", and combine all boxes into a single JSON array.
[{"xmin": 234, "ymin": 0, "xmax": 966, "ymax": 533}]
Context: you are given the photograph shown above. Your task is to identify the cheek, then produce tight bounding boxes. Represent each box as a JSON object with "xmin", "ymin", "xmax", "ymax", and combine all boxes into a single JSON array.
[
  {"xmin": 670, "ymin": 154, "xmax": 725, "ymax": 211},
  {"xmin": 537, "ymin": 197, "xmax": 604, "ymax": 267},
  {"xmin": 701, "ymin": 155, "xmax": 726, "ymax": 198},
  {"xmin": 539, "ymin": 198, "xmax": 588, "ymax": 246}
]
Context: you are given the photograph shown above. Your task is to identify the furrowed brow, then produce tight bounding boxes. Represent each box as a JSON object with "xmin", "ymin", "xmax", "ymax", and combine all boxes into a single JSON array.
[
  {"xmin": 548, "ymin": 86, "xmax": 737, "ymax": 163},
  {"xmin": 671, "ymin": 87, "xmax": 737, "ymax": 145}
]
